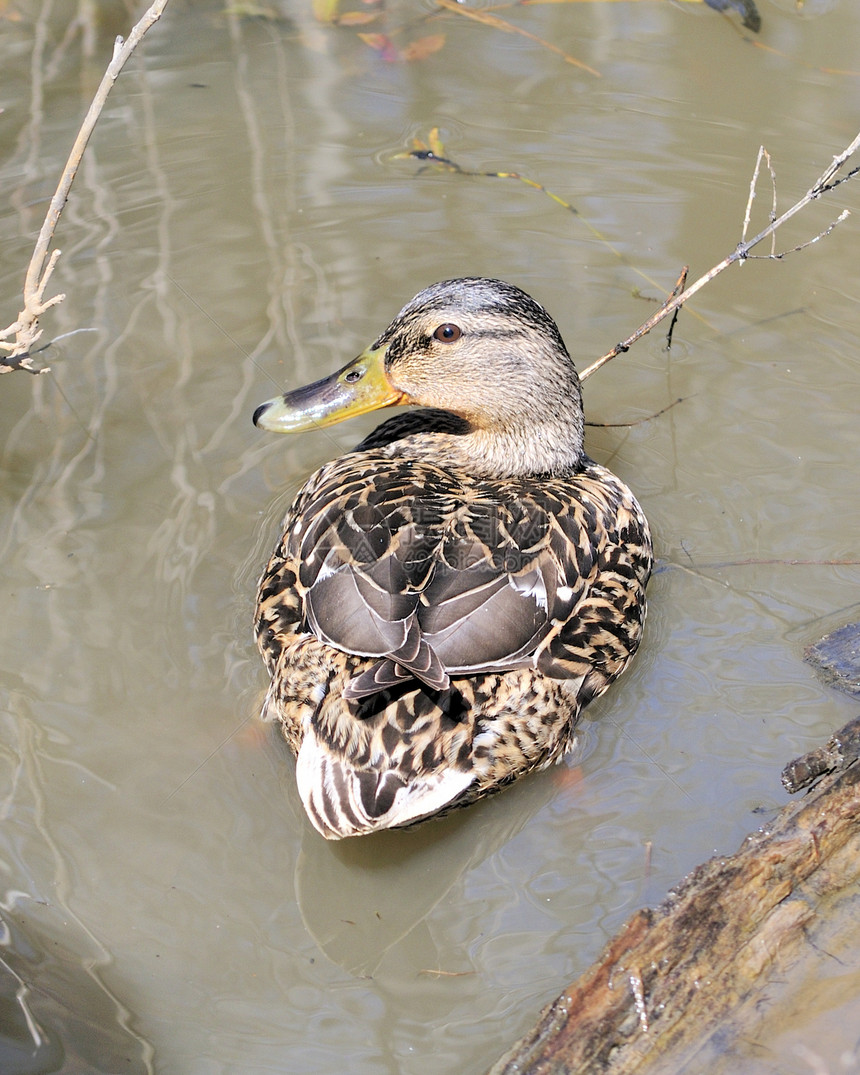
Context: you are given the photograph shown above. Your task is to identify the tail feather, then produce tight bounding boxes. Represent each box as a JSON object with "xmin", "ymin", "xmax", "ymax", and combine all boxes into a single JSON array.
[{"xmin": 295, "ymin": 728, "xmax": 474, "ymax": 839}]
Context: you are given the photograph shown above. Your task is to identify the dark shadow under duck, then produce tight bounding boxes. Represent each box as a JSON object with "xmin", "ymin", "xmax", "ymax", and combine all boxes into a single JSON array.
[{"xmin": 253, "ymin": 277, "xmax": 652, "ymax": 839}]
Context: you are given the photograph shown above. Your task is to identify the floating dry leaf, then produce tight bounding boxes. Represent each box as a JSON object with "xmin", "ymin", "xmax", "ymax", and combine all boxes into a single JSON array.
[{"xmin": 400, "ymin": 34, "xmax": 446, "ymax": 61}]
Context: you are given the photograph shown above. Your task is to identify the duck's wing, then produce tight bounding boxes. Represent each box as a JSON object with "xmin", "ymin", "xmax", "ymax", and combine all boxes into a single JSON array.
[
  {"xmin": 284, "ymin": 456, "xmax": 451, "ymax": 695},
  {"xmin": 256, "ymin": 453, "xmax": 451, "ymax": 691},
  {"xmin": 416, "ymin": 489, "xmax": 591, "ymax": 674}
]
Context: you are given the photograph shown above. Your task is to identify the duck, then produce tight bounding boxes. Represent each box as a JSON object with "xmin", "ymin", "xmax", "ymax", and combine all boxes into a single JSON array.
[{"xmin": 253, "ymin": 277, "xmax": 652, "ymax": 840}]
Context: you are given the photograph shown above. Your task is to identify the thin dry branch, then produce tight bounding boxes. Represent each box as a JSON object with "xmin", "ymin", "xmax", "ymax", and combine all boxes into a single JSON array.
[
  {"xmin": 0, "ymin": 0, "xmax": 172, "ymax": 374},
  {"xmin": 434, "ymin": 0, "xmax": 601, "ymax": 77},
  {"xmin": 579, "ymin": 131, "xmax": 860, "ymax": 382},
  {"xmin": 741, "ymin": 145, "xmax": 776, "ymax": 253}
]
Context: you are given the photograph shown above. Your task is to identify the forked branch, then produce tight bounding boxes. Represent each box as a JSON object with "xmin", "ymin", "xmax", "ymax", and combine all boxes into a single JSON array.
[{"xmin": 0, "ymin": 0, "xmax": 171, "ymax": 374}]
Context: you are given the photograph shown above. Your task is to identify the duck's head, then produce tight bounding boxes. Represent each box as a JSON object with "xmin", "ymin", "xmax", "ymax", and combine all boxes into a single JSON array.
[{"xmin": 253, "ymin": 277, "xmax": 585, "ymax": 477}]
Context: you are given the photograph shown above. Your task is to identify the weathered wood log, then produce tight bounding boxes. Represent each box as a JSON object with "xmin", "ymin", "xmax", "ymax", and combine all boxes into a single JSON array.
[{"xmin": 487, "ymin": 714, "xmax": 860, "ymax": 1075}]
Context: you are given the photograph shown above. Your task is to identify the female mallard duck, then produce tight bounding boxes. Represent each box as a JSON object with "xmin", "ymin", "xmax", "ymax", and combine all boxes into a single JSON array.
[{"xmin": 253, "ymin": 277, "xmax": 652, "ymax": 839}]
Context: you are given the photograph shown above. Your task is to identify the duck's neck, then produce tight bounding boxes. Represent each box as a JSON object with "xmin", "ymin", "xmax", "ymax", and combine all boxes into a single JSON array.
[{"xmin": 372, "ymin": 409, "xmax": 585, "ymax": 479}]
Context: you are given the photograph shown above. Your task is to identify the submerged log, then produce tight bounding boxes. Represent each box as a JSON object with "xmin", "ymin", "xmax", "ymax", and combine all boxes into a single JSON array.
[
  {"xmin": 488, "ymin": 714, "xmax": 860, "ymax": 1075},
  {"xmin": 805, "ymin": 620, "xmax": 860, "ymax": 697}
]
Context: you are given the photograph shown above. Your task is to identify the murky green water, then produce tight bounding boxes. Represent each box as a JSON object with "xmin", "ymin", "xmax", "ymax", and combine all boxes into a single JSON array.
[{"xmin": 1, "ymin": 1, "xmax": 859, "ymax": 1072}]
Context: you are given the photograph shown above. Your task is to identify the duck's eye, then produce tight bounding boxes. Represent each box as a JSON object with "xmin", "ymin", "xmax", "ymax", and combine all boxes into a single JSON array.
[{"xmin": 432, "ymin": 323, "xmax": 461, "ymax": 343}]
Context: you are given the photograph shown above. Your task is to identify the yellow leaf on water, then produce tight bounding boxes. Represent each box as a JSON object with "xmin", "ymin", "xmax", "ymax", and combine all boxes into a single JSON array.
[
  {"xmin": 428, "ymin": 127, "xmax": 446, "ymax": 157},
  {"xmin": 337, "ymin": 10, "xmax": 379, "ymax": 25},
  {"xmin": 312, "ymin": 0, "xmax": 340, "ymax": 23}
]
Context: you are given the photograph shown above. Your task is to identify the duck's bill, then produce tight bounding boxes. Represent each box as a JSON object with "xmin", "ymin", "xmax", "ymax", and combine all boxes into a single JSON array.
[{"xmin": 253, "ymin": 346, "xmax": 406, "ymax": 433}]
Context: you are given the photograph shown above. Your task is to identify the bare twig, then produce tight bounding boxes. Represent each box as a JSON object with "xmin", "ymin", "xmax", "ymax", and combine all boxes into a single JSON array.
[
  {"xmin": 742, "ymin": 145, "xmax": 776, "ymax": 253},
  {"xmin": 585, "ymin": 397, "xmax": 686, "ymax": 429},
  {"xmin": 0, "ymin": 0, "xmax": 172, "ymax": 374},
  {"xmin": 746, "ymin": 208, "xmax": 851, "ymax": 260},
  {"xmin": 579, "ymin": 131, "xmax": 860, "ymax": 382},
  {"xmin": 434, "ymin": 0, "xmax": 600, "ymax": 77},
  {"xmin": 663, "ymin": 265, "xmax": 687, "ymax": 350}
]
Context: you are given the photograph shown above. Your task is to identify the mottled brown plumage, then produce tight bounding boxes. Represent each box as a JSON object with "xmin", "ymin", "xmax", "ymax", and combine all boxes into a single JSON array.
[{"xmin": 253, "ymin": 278, "xmax": 652, "ymax": 839}]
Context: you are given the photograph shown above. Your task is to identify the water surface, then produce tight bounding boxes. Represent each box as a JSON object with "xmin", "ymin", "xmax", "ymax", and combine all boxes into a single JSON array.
[{"xmin": 1, "ymin": 1, "xmax": 859, "ymax": 1072}]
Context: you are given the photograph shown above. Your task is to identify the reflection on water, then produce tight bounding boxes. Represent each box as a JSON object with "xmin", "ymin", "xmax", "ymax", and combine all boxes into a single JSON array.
[
  {"xmin": 1, "ymin": 1, "xmax": 860, "ymax": 1072},
  {"xmin": 295, "ymin": 770, "xmax": 562, "ymax": 977},
  {"xmin": 0, "ymin": 901, "xmax": 151, "ymax": 1074}
]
